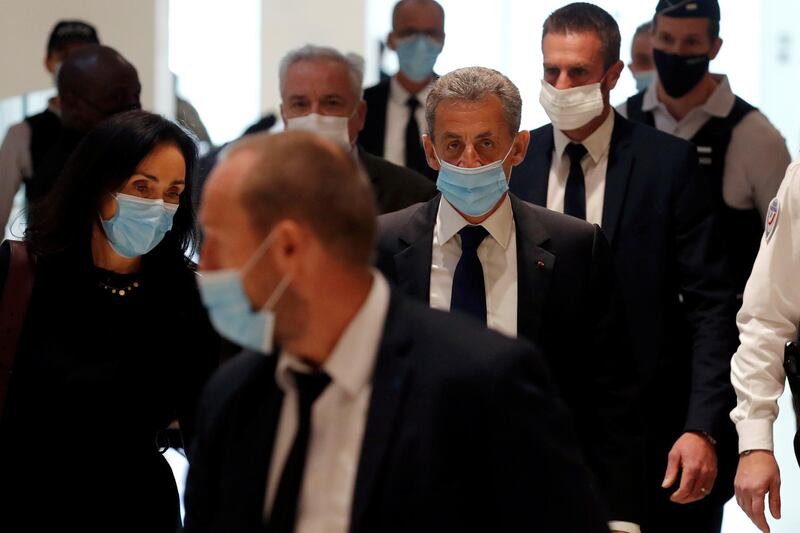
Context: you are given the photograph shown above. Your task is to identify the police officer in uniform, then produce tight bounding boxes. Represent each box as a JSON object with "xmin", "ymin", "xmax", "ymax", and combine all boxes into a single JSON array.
[
  {"xmin": 731, "ymin": 162, "xmax": 800, "ymax": 533},
  {"xmin": 620, "ymin": 0, "xmax": 790, "ymax": 302},
  {"xmin": 0, "ymin": 20, "xmax": 99, "ymax": 231}
]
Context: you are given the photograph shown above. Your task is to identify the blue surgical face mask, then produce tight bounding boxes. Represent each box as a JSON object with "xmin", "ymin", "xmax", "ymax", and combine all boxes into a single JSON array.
[
  {"xmin": 633, "ymin": 70, "xmax": 657, "ymax": 92},
  {"xmin": 434, "ymin": 143, "xmax": 514, "ymax": 217},
  {"xmin": 197, "ymin": 231, "xmax": 292, "ymax": 354},
  {"xmin": 395, "ymin": 34, "xmax": 443, "ymax": 83},
  {"xmin": 100, "ymin": 193, "xmax": 178, "ymax": 258}
]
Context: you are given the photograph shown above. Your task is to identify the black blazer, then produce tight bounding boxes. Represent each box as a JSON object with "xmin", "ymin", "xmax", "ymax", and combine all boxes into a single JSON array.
[
  {"xmin": 358, "ymin": 146, "xmax": 436, "ymax": 214},
  {"xmin": 376, "ymin": 194, "xmax": 643, "ymax": 523},
  {"xmin": 361, "ymin": 79, "xmax": 438, "ymax": 181},
  {"xmin": 361, "ymin": 79, "xmax": 391, "ymax": 158},
  {"xmin": 510, "ymin": 114, "xmax": 739, "ymax": 501},
  {"xmin": 183, "ymin": 292, "xmax": 610, "ymax": 533}
]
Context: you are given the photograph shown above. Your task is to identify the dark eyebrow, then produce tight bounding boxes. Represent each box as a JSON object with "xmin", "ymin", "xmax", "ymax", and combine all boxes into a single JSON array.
[
  {"xmin": 475, "ymin": 131, "xmax": 494, "ymax": 139},
  {"xmin": 135, "ymin": 173, "xmax": 185, "ymax": 186}
]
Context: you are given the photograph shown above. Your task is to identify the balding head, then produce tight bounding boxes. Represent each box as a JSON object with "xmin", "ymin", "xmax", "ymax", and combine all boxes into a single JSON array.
[
  {"xmin": 202, "ymin": 131, "xmax": 377, "ymax": 270},
  {"xmin": 392, "ymin": 0, "xmax": 445, "ymax": 30},
  {"xmin": 58, "ymin": 44, "xmax": 141, "ymax": 132}
]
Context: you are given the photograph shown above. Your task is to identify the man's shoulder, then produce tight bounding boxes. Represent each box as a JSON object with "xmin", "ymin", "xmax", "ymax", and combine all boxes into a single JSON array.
[
  {"xmin": 360, "ymin": 149, "xmax": 436, "ymax": 194},
  {"xmin": 732, "ymin": 107, "xmax": 788, "ymax": 150},
  {"xmin": 377, "ymin": 196, "xmax": 436, "ymax": 244},
  {"xmin": 1, "ymin": 120, "xmax": 32, "ymax": 148},
  {"xmin": 389, "ymin": 292, "xmax": 539, "ymax": 376},
  {"xmin": 511, "ymin": 194, "xmax": 597, "ymax": 240},
  {"xmin": 198, "ymin": 351, "xmax": 273, "ymax": 418}
]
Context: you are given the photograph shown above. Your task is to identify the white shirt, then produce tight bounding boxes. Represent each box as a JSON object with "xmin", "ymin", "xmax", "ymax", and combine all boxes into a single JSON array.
[
  {"xmin": 263, "ymin": 272, "xmax": 390, "ymax": 533},
  {"xmin": 429, "ymin": 194, "xmax": 518, "ymax": 337},
  {"xmin": 730, "ymin": 161, "xmax": 800, "ymax": 453},
  {"xmin": 619, "ymin": 75, "xmax": 791, "ymax": 220},
  {"xmin": 546, "ymin": 111, "xmax": 615, "ymax": 227},
  {"xmin": 0, "ymin": 121, "xmax": 32, "ymax": 230},
  {"xmin": 382, "ymin": 76, "xmax": 433, "ymax": 167},
  {"xmin": 429, "ymin": 194, "xmax": 639, "ymax": 533}
]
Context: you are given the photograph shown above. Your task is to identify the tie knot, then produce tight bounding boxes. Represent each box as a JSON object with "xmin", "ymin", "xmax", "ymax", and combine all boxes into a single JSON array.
[
  {"xmin": 406, "ymin": 97, "xmax": 420, "ymax": 111},
  {"xmin": 292, "ymin": 370, "xmax": 331, "ymax": 407},
  {"xmin": 565, "ymin": 143, "xmax": 588, "ymax": 165},
  {"xmin": 458, "ymin": 225, "xmax": 489, "ymax": 251}
]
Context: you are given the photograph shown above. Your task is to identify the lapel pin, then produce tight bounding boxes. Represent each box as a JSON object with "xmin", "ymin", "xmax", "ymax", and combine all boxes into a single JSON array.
[{"xmin": 536, "ymin": 260, "xmax": 546, "ymax": 269}]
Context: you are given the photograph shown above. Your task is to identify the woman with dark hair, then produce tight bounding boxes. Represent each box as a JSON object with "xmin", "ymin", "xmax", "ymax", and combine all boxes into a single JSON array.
[{"xmin": 0, "ymin": 110, "xmax": 220, "ymax": 531}]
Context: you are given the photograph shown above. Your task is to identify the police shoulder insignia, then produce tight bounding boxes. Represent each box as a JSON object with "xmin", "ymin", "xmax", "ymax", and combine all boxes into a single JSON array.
[{"xmin": 765, "ymin": 197, "xmax": 780, "ymax": 243}]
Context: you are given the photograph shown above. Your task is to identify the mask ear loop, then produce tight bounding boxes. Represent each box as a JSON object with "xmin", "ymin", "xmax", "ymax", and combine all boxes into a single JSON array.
[
  {"xmin": 262, "ymin": 273, "xmax": 293, "ymax": 312},
  {"xmin": 241, "ymin": 229, "xmax": 281, "ymax": 276},
  {"xmin": 241, "ymin": 228, "xmax": 295, "ymax": 312}
]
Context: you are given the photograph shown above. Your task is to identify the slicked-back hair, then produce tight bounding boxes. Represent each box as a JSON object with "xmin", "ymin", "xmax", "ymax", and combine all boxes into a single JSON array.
[
  {"xmin": 231, "ymin": 132, "xmax": 377, "ymax": 267},
  {"xmin": 543, "ymin": 2, "xmax": 621, "ymax": 70},
  {"xmin": 426, "ymin": 66, "xmax": 522, "ymax": 139}
]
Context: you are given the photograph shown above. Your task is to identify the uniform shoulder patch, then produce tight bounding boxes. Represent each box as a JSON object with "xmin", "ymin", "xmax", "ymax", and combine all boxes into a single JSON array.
[{"xmin": 765, "ymin": 197, "xmax": 780, "ymax": 243}]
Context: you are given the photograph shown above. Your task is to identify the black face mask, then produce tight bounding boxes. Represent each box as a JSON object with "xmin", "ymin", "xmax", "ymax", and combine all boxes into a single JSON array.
[{"xmin": 653, "ymin": 48, "xmax": 710, "ymax": 98}]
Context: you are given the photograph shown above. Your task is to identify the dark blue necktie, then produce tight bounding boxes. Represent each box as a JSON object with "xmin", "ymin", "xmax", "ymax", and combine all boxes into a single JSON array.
[
  {"xmin": 405, "ymin": 97, "xmax": 428, "ymax": 176},
  {"xmin": 564, "ymin": 142, "xmax": 588, "ymax": 220},
  {"xmin": 267, "ymin": 370, "xmax": 331, "ymax": 533},
  {"xmin": 450, "ymin": 225, "xmax": 489, "ymax": 323}
]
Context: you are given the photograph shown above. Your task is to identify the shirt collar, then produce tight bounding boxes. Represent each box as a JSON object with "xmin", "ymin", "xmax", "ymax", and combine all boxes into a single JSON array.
[
  {"xmin": 275, "ymin": 271, "xmax": 390, "ymax": 398},
  {"xmin": 390, "ymin": 75, "xmax": 434, "ymax": 106},
  {"xmin": 435, "ymin": 194, "xmax": 514, "ymax": 250},
  {"xmin": 644, "ymin": 73, "xmax": 735, "ymax": 118},
  {"xmin": 553, "ymin": 109, "xmax": 615, "ymax": 164}
]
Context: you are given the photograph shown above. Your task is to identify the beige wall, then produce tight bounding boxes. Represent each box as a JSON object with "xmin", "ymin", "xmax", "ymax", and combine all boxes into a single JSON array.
[
  {"xmin": 261, "ymin": 0, "xmax": 368, "ymax": 114},
  {"xmin": 0, "ymin": 0, "xmax": 172, "ymax": 115}
]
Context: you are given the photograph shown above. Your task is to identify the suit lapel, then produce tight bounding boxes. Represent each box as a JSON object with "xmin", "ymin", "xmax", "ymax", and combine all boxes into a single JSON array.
[
  {"xmin": 392, "ymin": 197, "xmax": 439, "ymax": 302},
  {"xmin": 349, "ymin": 294, "xmax": 413, "ymax": 533},
  {"xmin": 229, "ymin": 352, "xmax": 284, "ymax": 530},
  {"xmin": 510, "ymin": 195, "xmax": 556, "ymax": 343},
  {"xmin": 511, "ymin": 125, "xmax": 554, "ymax": 207},
  {"xmin": 601, "ymin": 113, "xmax": 635, "ymax": 245}
]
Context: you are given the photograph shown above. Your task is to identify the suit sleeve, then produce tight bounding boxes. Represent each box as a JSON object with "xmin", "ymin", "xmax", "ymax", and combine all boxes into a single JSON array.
[
  {"xmin": 672, "ymin": 143, "xmax": 739, "ymax": 438},
  {"xmin": 487, "ymin": 342, "xmax": 610, "ymax": 532},
  {"xmin": 182, "ymin": 368, "xmax": 228, "ymax": 532},
  {"xmin": 580, "ymin": 225, "xmax": 645, "ymax": 525},
  {"xmin": 176, "ymin": 283, "xmax": 222, "ymax": 454}
]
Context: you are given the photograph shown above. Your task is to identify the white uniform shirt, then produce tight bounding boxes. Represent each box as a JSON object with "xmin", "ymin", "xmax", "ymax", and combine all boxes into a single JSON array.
[
  {"xmin": 619, "ymin": 75, "xmax": 791, "ymax": 220},
  {"xmin": 429, "ymin": 195, "xmax": 518, "ymax": 337},
  {"xmin": 264, "ymin": 272, "xmax": 390, "ymax": 533},
  {"xmin": 546, "ymin": 111, "xmax": 615, "ymax": 226},
  {"xmin": 0, "ymin": 121, "xmax": 32, "ymax": 230},
  {"xmin": 382, "ymin": 76, "xmax": 433, "ymax": 167},
  {"xmin": 731, "ymin": 162, "xmax": 800, "ymax": 452}
]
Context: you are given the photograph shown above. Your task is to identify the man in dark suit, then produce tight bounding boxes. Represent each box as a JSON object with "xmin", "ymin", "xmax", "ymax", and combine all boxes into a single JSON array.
[
  {"xmin": 376, "ymin": 66, "xmax": 643, "ymax": 532},
  {"xmin": 183, "ymin": 131, "xmax": 610, "ymax": 532},
  {"xmin": 280, "ymin": 44, "xmax": 435, "ymax": 214},
  {"xmin": 361, "ymin": 0, "xmax": 444, "ymax": 180},
  {"xmin": 509, "ymin": 4, "xmax": 739, "ymax": 532}
]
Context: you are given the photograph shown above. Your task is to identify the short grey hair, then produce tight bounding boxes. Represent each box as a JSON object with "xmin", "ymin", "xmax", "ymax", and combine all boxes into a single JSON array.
[
  {"xmin": 279, "ymin": 44, "xmax": 365, "ymax": 100},
  {"xmin": 426, "ymin": 66, "xmax": 522, "ymax": 138}
]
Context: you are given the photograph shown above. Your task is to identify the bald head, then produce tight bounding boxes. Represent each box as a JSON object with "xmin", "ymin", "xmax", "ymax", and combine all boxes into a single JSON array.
[
  {"xmin": 58, "ymin": 44, "xmax": 141, "ymax": 132},
  {"xmin": 206, "ymin": 132, "xmax": 377, "ymax": 267}
]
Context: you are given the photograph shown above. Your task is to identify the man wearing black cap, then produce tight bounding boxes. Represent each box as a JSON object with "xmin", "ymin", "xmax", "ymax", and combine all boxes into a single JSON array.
[
  {"xmin": 0, "ymin": 20, "xmax": 99, "ymax": 231},
  {"xmin": 621, "ymin": 0, "xmax": 790, "ymax": 303}
]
